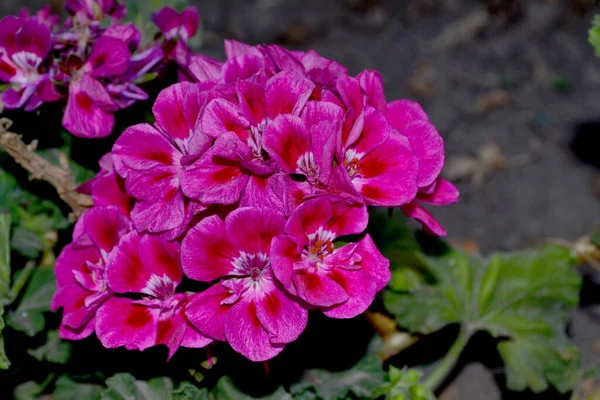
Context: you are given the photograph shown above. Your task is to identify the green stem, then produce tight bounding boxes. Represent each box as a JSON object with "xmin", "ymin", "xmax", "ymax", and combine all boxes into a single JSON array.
[
  {"xmin": 423, "ymin": 326, "xmax": 473, "ymax": 391},
  {"xmin": 8, "ymin": 262, "xmax": 35, "ymax": 303}
]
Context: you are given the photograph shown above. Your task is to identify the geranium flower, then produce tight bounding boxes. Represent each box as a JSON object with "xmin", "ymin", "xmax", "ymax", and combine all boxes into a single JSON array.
[
  {"xmin": 271, "ymin": 196, "xmax": 390, "ymax": 318},
  {"xmin": 96, "ymin": 232, "xmax": 211, "ymax": 358},
  {"xmin": 328, "ymin": 75, "xmax": 419, "ymax": 207},
  {"xmin": 51, "ymin": 206, "xmax": 129, "ymax": 340},
  {"xmin": 112, "ymin": 82, "xmax": 223, "ymax": 239},
  {"xmin": 0, "ymin": 17, "xmax": 60, "ymax": 110},
  {"xmin": 65, "ymin": 0, "xmax": 126, "ymax": 24},
  {"xmin": 183, "ymin": 207, "xmax": 308, "ymax": 361},
  {"xmin": 18, "ymin": 5, "xmax": 60, "ymax": 29}
]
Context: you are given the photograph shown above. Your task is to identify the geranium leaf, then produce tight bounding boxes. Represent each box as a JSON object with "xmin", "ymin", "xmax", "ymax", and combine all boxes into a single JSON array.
[
  {"xmin": 289, "ymin": 353, "xmax": 386, "ymax": 400},
  {"xmin": 13, "ymin": 381, "xmax": 43, "ymax": 400},
  {"xmin": 102, "ymin": 373, "xmax": 174, "ymax": 400},
  {"xmin": 54, "ymin": 376, "xmax": 103, "ymax": 400},
  {"xmin": 210, "ymin": 376, "xmax": 291, "ymax": 400},
  {"xmin": 6, "ymin": 268, "xmax": 55, "ymax": 336},
  {"xmin": 170, "ymin": 382, "xmax": 208, "ymax": 400},
  {"xmin": 0, "ymin": 213, "xmax": 10, "ymax": 369},
  {"xmin": 384, "ymin": 245, "xmax": 582, "ymax": 393},
  {"xmin": 373, "ymin": 366, "xmax": 436, "ymax": 400},
  {"xmin": 590, "ymin": 15, "xmax": 600, "ymax": 56},
  {"xmin": 28, "ymin": 330, "xmax": 72, "ymax": 364}
]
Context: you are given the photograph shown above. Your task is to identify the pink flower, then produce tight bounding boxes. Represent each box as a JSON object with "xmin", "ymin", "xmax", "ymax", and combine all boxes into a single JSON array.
[
  {"xmin": 65, "ymin": 0, "xmax": 126, "ymax": 23},
  {"xmin": 153, "ymin": 7, "xmax": 199, "ymax": 42},
  {"xmin": 51, "ymin": 206, "xmax": 129, "ymax": 340},
  {"xmin": 18, "ymin": 5, "xmax": 60, "ymax": 29},
  {"xmin": 183, "ymin": 207, "xmax": 308, "ymax": 361},
  {"xmin": 112, "ymin": 82, "xmax": 216, "ymax": 239},
  {"xmin": 329, "ymin": 75, "xmax": 419, "ymax": 207},
  {"xmin": 78, "ymin": 154, "xmax": 133, "ymax": 217},
  {"xmin": 0, "ymin": 17, "xmax": 59, "ymax": 110},
  {"xmin": 271, "ymin": 196, "xmax": 390, "ymax": 318},
  {"xmin": 96, "ymin": 232, "xmax": 211, "ymax": 358}
]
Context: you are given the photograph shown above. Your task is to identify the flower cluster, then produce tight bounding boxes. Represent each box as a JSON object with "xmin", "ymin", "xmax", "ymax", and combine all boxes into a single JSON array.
[
  {"xmin": 53, "ymin": 40, "xmax": 459, "ymax": 361},
  {"xmin": 0, "ymin": 1, "xmax": 199, "ymax": 138}
]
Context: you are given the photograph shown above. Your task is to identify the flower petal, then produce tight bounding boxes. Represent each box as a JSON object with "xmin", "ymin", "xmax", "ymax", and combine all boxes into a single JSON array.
[
  {"xmin": 255, "ymin": 282, "xmax": 308, "ymax": 344},
  {"xmin": 354, "ymin": 234, "xmax": 390, "ymax": 291},
  {"xmin": 417, "ymin": 179, "xmax": 459, "ymax": 206},
  {"xmin": 225, "ymin": 207, "xmax": 285, "ymax": 255},
  {"xmin": 400, "ymin": 202, "xmax": 447, "ymax": 236},
  {"xmin": 322, "ymin": 268, "xmax": 377, "ymax": 319},
  {"xmin": 293, "ymin": 269, "xmax": 348, "ymax": 307},
  {"xmin": 262, "ymin": 114, "xmax": 310, "ymax": 174},
  {"xmin": 357, "ymin": 70, "xmax": 386, "ymax": 112},
  {"xmin": 185, "ymin": 284, "xmax": 232, "ymax": 341}
]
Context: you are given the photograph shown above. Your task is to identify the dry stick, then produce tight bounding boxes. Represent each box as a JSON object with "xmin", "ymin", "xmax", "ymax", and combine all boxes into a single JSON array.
[{"xmin": 0, "ymin": 118, "xmax": 92, "ymax": 218}]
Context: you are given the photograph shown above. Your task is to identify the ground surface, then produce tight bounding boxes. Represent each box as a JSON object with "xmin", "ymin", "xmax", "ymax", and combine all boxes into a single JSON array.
[{"xmin": 2, "ymin": 0, "xmax": 600, "ymax": 399}]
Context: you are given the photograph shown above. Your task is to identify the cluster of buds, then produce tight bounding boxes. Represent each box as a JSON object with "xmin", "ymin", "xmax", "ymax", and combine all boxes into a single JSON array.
[
  {"xmin": 51, "ymin": 37, "xmax": 459, "ymax": 361},
  {"xmin": 0, "ymin": 0, "xmax": 199, "ymax": 138}
]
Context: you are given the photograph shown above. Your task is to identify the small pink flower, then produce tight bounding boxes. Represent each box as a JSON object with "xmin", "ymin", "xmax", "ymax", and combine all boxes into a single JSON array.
[
  {"xmin": 18, "ymin": 6, "xmax": 59, "ymax": 30},
  {"xmin": 112, "ymin": 82, "xmax": 215, "ymax": 239},
  {"xmin": 271, "ymin": 196, "xmax": 390, "ymax": 319},
  {"xmin": 182, "ymin": 207, "xmax": 308, "ymax": 361},
  {"xmin": 96, "ymin": 232, "xmax": 211, "ymax": 358},
  {"xmin": 153, "ymin": 7, "xmax": 199, "ymax": 42},
  {"xmin": 51, "ymin": 206, "xmax": 129, "ymax": 340}
]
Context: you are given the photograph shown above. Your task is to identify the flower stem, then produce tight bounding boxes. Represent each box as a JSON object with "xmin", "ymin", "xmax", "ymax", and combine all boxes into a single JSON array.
[{"xmin": 423, "ymin": 326, "xmax": 473, "ymax": 391}]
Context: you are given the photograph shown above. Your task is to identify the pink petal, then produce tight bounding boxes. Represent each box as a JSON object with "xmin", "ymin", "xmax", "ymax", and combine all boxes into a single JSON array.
[
  {"xmin": 153, "ymin": 82, "xmax": 205, "ymax": 142},
  {"xmin": 16, "ymin": 19, "xmax": 51, "ymax": 58},
  {"xmin": 181, "ymin": 215, "xmax": 238, "ymax": 282},
  {"xmin": 0, "ymin": 17, "xmax": 23, "ymax": 57},
  {"xmin": 185, "ymin": 285, "xmax": 232, "ymax": 341},
  {"xmin": 255, "ymin": 284, "xmax": 308, "ymax": 344},
  {"xmin": 336, "ymin": 75, "xmax": 364, "ymax": 121},
  {"xmin": 107, "ymin": 232, "xmax": 181, "ymax": 294},
  {"xmin": 293, "ymin": 270, "xmax": 348, "ymax": 307},
  {"xmin": 236, "ymin": 80, "xmax": 266, "ymax": 125},
  {"xmin": 221, "ymin": 53, "xmax": 264, "ymax": 84},
  {"xmin": 270, "ymin": 235, "xmax": 300, "ymax": 292},
  {"xmin": 104, "ymin": 23, "xmax": 140, "ymax": 51},
  {"xmin": 417, "ymin": 178, "xmax": 459, "ymax": 206},
  {"xmin": 96, "ymin": 297, "xmax": 159, "ymax": 351},
  {"xmin": 322, "ymin": 268, "xmax": 377, "ymax": 319},
  {"xmin": 224, "ymin": 298, "xmax": 284, "ymax": 361},
  {"xmin": 52, "ymin": 284, "xmax": 95, "ymax": 329},
  {"xmin": 283, "ymin": 196, "xmax": 333, "ymax": 241},
  {"xmin": 402, "ymin": 120, "xmax": 445, "ymax": 188},
  {"xmin": 265, "ymin": 71, "xmax": 314, "ymax": 119},
  {"xmin": 188, "ymin": 54, "xmax": 222, "ymax": 82},
  {"xmin": 180, "ymin": 7, "xmax": 200, "ymax": 40},
  {"xmin": 152, "ymin": 7, "xmax": 181, "ymax": 37},
  {"xmin": 81, "ymin": 206, "xmax": 129, "ymax": 254},
  {"xmin": 54, "ymin": 244, "xmax": 101, "ymax": 288},
  {"xmin": 386, "ymin": 99, "xmax": 429, "ymax": 132},
  {"xmin": 225, "ymin": 207, "xmax": 285, "ymax": 255},
  {"xmin": 353, "ymin": 134, "xmax": 418, "ymax": 206},
  {"xmin": 156, "ymin": 310, "xmax": 187, "ymax": 359},
  {"xmin": 180, "ymin": 321, "xmax": 213, "ymax": 349},
  {"xmin": 224, "ymin": 40, "xmax": 262, "ymax": 59},
  {"xmin": 201, "ymin": 98, "xmax": 250, "ymax": 140},
  {"xmin": 63, "ymin": 76, "xmax": 116, "ymax": 138},
  {"xmin": 351, "ymin": 106, "xmax": 389, "ymax": 155},
  {"xmin": 357, "ymin": 70, "xmax": 386, "ymax": 112},
  {"xmin": 59, "ymin": 317, "xmax": 95, "ymax": 340},
  {"xmin": 261, "ymin": 45, "xmax": 305, "ymax": 75},
  {"xmin": 179, "ymin": 146, "xmax": 248, "ymax": 205},
  {"xmin": 262, "ymin": 114, "xmax": 310, "ymax": 174},
  {"xmin": 354, "ymin": 234, "xmax": 390, "ymax": 291},
  {"xmin": 130, "ymin": 189, "xmax": 186, "ymax": 234},
  {"xmin": 90, "ymin": 172, "xmax": 132, "ymax": 217},
  {"xmin": 240, "ymin": 173, "xmax": 286, "ymax": 212},
  {"xmin": 400, "ymin": 202, "xmax": 447, "ymax": 236},
  {"xmin": 301, "ymin": 100, "xmax": 344, "ymax": 128},
  {"xmin": 86, "ymin": 35, "xmax": 130, "ymax": 78}
]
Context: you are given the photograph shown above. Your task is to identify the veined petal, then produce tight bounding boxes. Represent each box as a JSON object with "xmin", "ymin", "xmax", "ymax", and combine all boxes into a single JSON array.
[
  {"xmin": 322, "ymin": 268, "xmax": 377, "ymax": 319},
  {"xmin": 357, "ymin": 70, "xmax": 386, "ymax": 112},
  {"xmin": 225, "ymin": 207, "xmax": 285, "ymax": 255},
  {"xmin": 354, "ymin": 234, "xmax": 390, "ymax": 291},
  {"xmin": 293, "ymin": 269, "xmax": 348, "ymax": 307},
  {"xmin": 417, "ymin": 178, "xmax": 459, "ymax": 206},
  {"xmin": 265, "ymin": 71, "xmax": 314, "ymax": 119},
  {"xmin": 80, "ymin": 206, "xmax": 129, "ymax": 254},
  {"xmin": 262, "ymin": 114, "xmax": 310, "ymax": 174},
  {"xmin": 181, "ymin": 215, "xmax": 238, "ymax": 282},
  {"xmin": 86, "ymin": 35, "xmax": 130, "ymax": 78},
  {"xmin": 255, "ymin": 282, "xmax": 308, "ymax": 344},
  {"xmin": 96, "ymin": 297, "xmax": 159, "ymax": 351},
  {"xmin": 185, "ymin": 285, "xmax": 232, "ymax": 341},
  {"xmin": 400, "ymin": 202, "xmax": 447, "ymax": 237}
]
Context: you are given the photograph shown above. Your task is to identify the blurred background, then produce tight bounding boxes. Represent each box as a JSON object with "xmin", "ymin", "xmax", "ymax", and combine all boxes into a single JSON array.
[{"xmin": 1, "ymin": 1, "xmax": 600, "ymax": 398}]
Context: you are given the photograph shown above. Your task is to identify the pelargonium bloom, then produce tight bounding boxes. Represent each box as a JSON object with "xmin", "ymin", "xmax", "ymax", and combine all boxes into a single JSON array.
[
  {"xmin": 183, "ymin": 207, "xmax": 308, "ymax": 361},
  {"xmin": 96, "ymin": 232, "xmax": 211, "ymax": 358},
  {"xmin": 0, "ymin": 17, "xmax": 59, "ymax": 110},
  {"xmin": 51, "ymin": 206, "xmax": 129, "ymax": 340},
  {"xmin": 65, "ymin": 0, "xmax": 126, "ymax": 24},
  {"xmin": 271, "ymin": 196, "xmax": 390, "ymax": 318},
  {"xmin": 18, "ymin": 5, "xmax": 59, "ymax": 29},
  {"xmin": 112, "ymin": 82, "xmax": 221, "ymax": 239}
]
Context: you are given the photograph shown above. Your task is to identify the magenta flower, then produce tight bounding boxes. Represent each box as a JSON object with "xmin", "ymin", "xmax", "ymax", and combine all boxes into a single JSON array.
[
  {"xmin": 183, "ymin": 207, "xmax": 308, "ymax": 361},
  {"xmin": 153, "ymin": 7, "xmax": 199, "ymax": 42},
  {"xmin": 112, "ymin": 82, "xmax": 218, "ymax": 239},
  {"xmin": 271, "ymin": 196, "xmax": 390, "ymax": 318},
  {"xmin": 78, "ymin": 154, "xmax": 133, "ymax": 218},
  {"xmin": 0, "ymin": 17, "xmax": 59, "ymax": 110},
  {"xmin": 329, "ymin": 75, "xmax": 419, "ymax": 207},
  {"xmin": 96, "ymin": 232, "xmax": 211, "ymax": 358},
  {"xmin": 65, "ymin": 0, "xmax": 126, "ymax": 23},
  {"xmin": 181, "ymin": 71, "xmax": 315, "ymax": 210},
  {"xmin": 18, "ymin": 5, "xmax": 60, "ymax": 29},
  {"xmin": 51, "ymin": 206, "xmax": 130, "ymax": 340}
]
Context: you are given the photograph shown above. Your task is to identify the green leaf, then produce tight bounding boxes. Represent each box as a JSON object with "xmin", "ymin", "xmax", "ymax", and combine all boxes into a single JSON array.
[
  {"xmin": 28, "ymin": 330, "xmax": 71, "ymax": 364},
  {"xmin": 373, "ymin": 367, "xmax": 436, "ymax": 400},
  {"xmin": 0, "ymin": 213, "xmax": 10, "ymax": 369},
  {"xmin": 14, "ymin": 381, "xmax": 43, "ymax": 400},
  {"xmin": 590, "ymin": 232, "xmax": 600, "ymax": 248},
  {"xmin": 7, "ymin": 268, "xmax": 55, "ymax": 336},
  {"xmin": 367, "ymin": 212, "xmax": 428, "ymax": 291},
  {"xmin": 385, "ymin": 245, "xmax": 582, "ymax": 393},
  {"xmin": 211, "ymin": 377, "xmax": 291, "ymax": 400},
  {"xmin": 102, "ymin": 373, "xmax": 174, "ymax": 400},
  {"xmin": 289, "ymin": 354, "xmax": 386, "ymax": 400},
  {"xmin": 54, "ymin": 376, "xmax": 103, "ymax": 400},
  {"xmin": 590, "ymin": 15, "xmax": 600, "ymax": 56},
  {"xmin": 170, "ymin": 382, "xmax": 208, "ymax": 400}
]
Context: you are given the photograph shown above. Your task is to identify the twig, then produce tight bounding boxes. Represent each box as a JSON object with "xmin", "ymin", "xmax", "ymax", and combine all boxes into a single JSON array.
[
  {"xmin": 366, "ymin": 311, "xmax": 419, "ymax": 361},
  {"xmin": 0, "ymin": 118, "xmax": 92, "ymax": 218}
]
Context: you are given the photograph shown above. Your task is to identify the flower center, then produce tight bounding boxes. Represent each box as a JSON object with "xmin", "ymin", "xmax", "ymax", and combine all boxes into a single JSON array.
[
  {"xmin": 248, "ymin": 118, "xmax": 270, "ymax": 160},
  {"xmin": 296, "ymin": 152, "xmax": 319, "ymax": 184},
  {"xmin": 302, "ymin": 227, "xmax": 336, "ymax": 262},
  {"xmin": 343, "ymin": 149, "xmax": 362, "ymax": 178},
  {"xmin": 232, "ymin": 251, "xmax": 270, "ymax": 280},
  {"xmin": 142, "ymin": 274, "xmax": 177, "ymax": 299}
]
